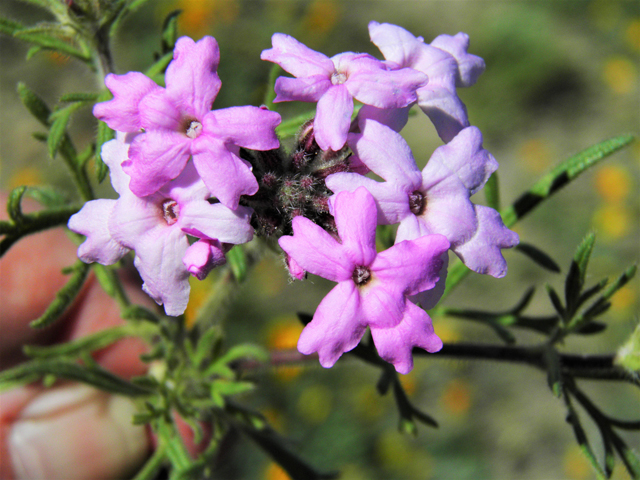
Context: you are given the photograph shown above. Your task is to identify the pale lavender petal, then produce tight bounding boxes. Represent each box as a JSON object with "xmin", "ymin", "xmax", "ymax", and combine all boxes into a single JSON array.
[
  {"xmin": 190, "ymin": 136, "xmax": 258, "ymax": 210},
  {"xmin": 410, "ymin": 252, "xmax": 449, "ymax": 310},
  {"xmin": 125, "ymin": 130, "xmax": 192, "ymax": 197},
  {"xmin": 273, "ymin": 76, "xmax": 332, "ymax": 103},
  {"xmin": 261, "ymin": 33, "xmax": 335, "ymax": 78},
  {"xmin": 108, "ymin": 193, "xmax": 163, "ymax": 250},
  {"xmin": 278, "ymin": 216, "xmax": 352, "ymax": 282},
  {"xmin": 298, "ymin": 281, "xmax": 366, "ymax": 368},
  {"xmin": 68, "ymin": 199, "xmax": 129, "ymax": 265},
  {"xmin": 202, "ymin": 106, "xmax": 281, "ymax": 150},
  {"xmin": 395, "ymin": 213, "xmax": 432, "ymax": 244},
  {"xmin": 325, "ymin": 172, "xmax": 411, "ymax": 225},
  {"xmin": 454, "ymin": 205, "xmax": 519, "ymax": 278},
  {"xmin": 370, "ymin": 301, "xmax": 442, "ymax": 374},
  {"xmin": 314, "ymin": 85, "xmax": 353, "ymax": 151},
  {"xmin": 93, "ymin": 72, "xmax": 160, "ymax": 132},
  {"xmin": 345, "ymin": 62, "xmax": 427, "ymax": 109},
  {"xmin": 165, "ymin": 36, "xmax": 221, "ymax": 120},
  {"xmin": 100, "ymin": 136, "xmax": 132, "ymax": 196},
  {"xmin": 356, "ymin": 104, "xmax": 410, "ymax": 133},
  {"xmin": 360, "ymin": 282, "xmax": 406, "ymax": 329},
  {"xmin": 371, "ymin": 234, "xmax": 449, "ymax": 299},
  {"xmin": 183, "ymin": 239, "xmax": 226, "ymax": 280},
  {"xmin": 431, "ymin": 33, "xmax": 485, "ymax": 87},
  {"xmin": 156, "ymin": 161, "xmax": 208, "ymax": 205},
  {"xmin": 286, "ymin": 254, "xmax": 306, "ymax": 280},
  {"xmin": 414, "ymin": 157, "xmax": 478, "ymax": 246},
  {"xmin": 368, "ymin": 21, "xmax": 423, "ymax": 67},
  {"xmin": 332, "ymin": 188, "xmax": 377, "ymax": 267},
  {"xmin": 179, "ymin": 202, "xmax": 254, "ymax": 244},
  {"xmin": 134, "ymin": 227, "xmax": 191, "ymax": 316},
  {"xmin": 347, "ymin": 119, "xmax": 422, "ymax": 187},
  {"xmin": 418, "ymin": 89, "xmax": 469, "ymax": 143},
  {"xmin": 138, "ymin": 89, "xmax": 182, "ymax": 131},
  {"xmin": 429, "ymin": 126, "xmax": 498, "ymax": 194}
]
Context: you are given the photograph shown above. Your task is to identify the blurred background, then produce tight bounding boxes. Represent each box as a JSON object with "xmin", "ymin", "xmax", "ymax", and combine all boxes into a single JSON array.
[{"xmin": 1, "ymin": 0, "xmax": 639, "ymax": 479}]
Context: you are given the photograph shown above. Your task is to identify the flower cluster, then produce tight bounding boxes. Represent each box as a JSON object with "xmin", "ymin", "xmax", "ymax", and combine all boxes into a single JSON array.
[{"xmin": 69, "ymin": 22, "xmax": 518, "ymax": 373}]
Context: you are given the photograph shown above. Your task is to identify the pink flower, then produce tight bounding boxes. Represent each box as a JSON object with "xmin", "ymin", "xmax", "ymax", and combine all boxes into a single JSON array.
[
  {"xmin": 278, "ymin": 187, "xmax": 449, "ymax": 374},
  {"xmin": 360, "ymin": 22, "xmax": 486, "ymax": 142},
  {"xmin": 327, "ymin": 121, "xmax": 518, "ymax": 292},
  {"xmin": 68, "ymin": 133, "xmax": 254, "ymax": 316},
  {"xmin": 261, "ymin": 33, "xmax": 427, "ymax": 152},
  {"xmin": 94, "ymin": 36, "xmax": 281, "ymax": 209}
]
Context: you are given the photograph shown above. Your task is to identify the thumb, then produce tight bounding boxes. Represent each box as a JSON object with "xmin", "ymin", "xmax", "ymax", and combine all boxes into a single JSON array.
[{"xmin": 5, "ymin": 384, "xmax": 150, "ymax": 480}]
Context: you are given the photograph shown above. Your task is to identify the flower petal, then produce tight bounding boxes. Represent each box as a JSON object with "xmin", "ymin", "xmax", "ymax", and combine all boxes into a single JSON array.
[
  {"xmin": 410, "ymin": 252, "xmax": 448, "ymax": 310},
  {"xmin": 278, "ymin": 216, "xmax": 352, "ymax": 282},
  {"xmin": 93, "ymin": 72, "xmax": 160, "ymax": 132},
  {"xmin": 273, "ymin": 75, "xmax": 332, "ymax": 103},
  {"xmin": 356, "ymin": 104, "xmax": 410, "ymax": 133},
  {"xmin": 261, "ymin": 33, "xmax": 335, "ymax": 78},
  {"xmin": 108, "ymin": 193, "xmax": 163, "ymax": 250},
  {"xmin": 179, "ymin": 202, "xmax": 254, "ymax": 244},
  {"xmin": 298, "ymin": 281, "xmax": 366, "ymax": 368},
  {"xmin": 191, "ymin": 136, "xmax": 259, "ymax": 209},
  {"xmin": 138, "ymin": 89, "xmax": 182, "ymax": 131},
  {"xmin": 418, "ymin": 88, "xmax": 469, "ymax": 143},
  {"xmin": 370, "ymin": 301, "xmax": 442, "ymax": 375},
  {"xmin": 134, "ymin": 227, "xmax": 191, "ymax": 316},
  {"xmin": 68, "ymin": 199, "xmax": 129, "ymax": 265},
  {"xmin": 202, "ymin": 106, "xmax": 281, "ymax": 150},
  {"xmin": 314, "ymin": 84, "xmax": 353, "ymax": 151},
  {"xmin": 431, "ymin": 33, "xmax": 485, "ymax": 87},
  {"xmin": 368, "ymin": 21, "xmax": 424, "ymax": 67},
  {"xmin": 454, "ymin": 205, "xmax": 519, "ymax": 278},
  {"xmin": 165, "ymin": 36, "xmax": 221, "ymax": 120},
  {"xmin": 183, "ymin": 239, "xmax": 226, "ymax": 280},
  {"xmin": 125, "ymin": 130, "xmax": 192, "ymax": 197},
  {"xmin": 332, "ymin": 188, "xmax": 378, "ymax": 266},
  {"xmin": 100, "ymin": 135, "xmax": 135, "ymax": 196}
]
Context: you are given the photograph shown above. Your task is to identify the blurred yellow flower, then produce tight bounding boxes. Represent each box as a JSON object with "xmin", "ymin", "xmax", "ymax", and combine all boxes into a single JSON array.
[
  {"xmin": 626, "ymin": 19, "xmax": 640, "ymax": 51},
  {"xmin": 8, "ymin": 167, "xmax": 43, "ymax": 189},
  {"xmin": 302, "ymin": 0, "xmax": 341, "ymax": 36},
  {"xmin": 440, "ymin": 378, "xmax": 472, "ymax": 416},
  {"xmin": 592, "ymin": 203, "xmax": 631, "ymax": 240},
  {"xmin": 264, "ymin": 462, "xmax": 291, "ymax": 480},
  {"xmin": 296, "ymin": 384, "xmax": 333, "ymax": 424},
  {"xmin": 562, "ymin": 444, "xmax": 591, "ymax": 480},
  {"xmin": 603, "ymin": 56, "xmax": 637, "ymax": 95},
  {"xmin": 519, "ymin": 138, "xmax": 552, "ymax": 173},
  {"xmin": 594, "ymin": 165, "xmax": 631, "ymax": 203},
  {"xmin": 266, "ymin": 318, "xmax": 304, "ymax": 381}
]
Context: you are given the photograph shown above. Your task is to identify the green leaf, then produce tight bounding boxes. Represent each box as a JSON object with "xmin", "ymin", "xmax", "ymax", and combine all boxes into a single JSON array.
[
  {"xmin": 615, "ymin": 323, "xmax": 640, "ymax": 374},
  {"xmin": 161, "ymin": 10, "xmax": 182, "ymax": 52},
  {"xmin": 276, "ymin": 111, "xmax": 315, "ymax": 138},
  {"xmin": 543, "ymin": 346, "xmax": 562, "ymax": 397},
  {"xmin": 14, "ymin": 28, "xmax": 90, "ymax": 61},
  {"xmin": 211, "ymin": 379, "xmax": 255, "ymax": 397},
  {"xmin": 145, "ymin": 52, "xmax": 172, "ymax": 78},
  {"xmin": 18, "ymin": 82, "xmax": 51, "ymax": 127},
  {"xmin": 95, "ymin": 118, "xmax": 115, "ymax": 182},
  {"xmin": 545, "ymin": 284, "xmax": 566, "ymax": 320},
  {"xmin": 227, "ymin": 245, "xmax": 247, "ymax": 282},
  {"xmin": 48, "ymin": 102, "xmax": 86, "ymax": 159},
  {"xmin": 502, "ymin": 134, "xmax": 635, "ymax": 228},
  {"xmin": 0, "ymin": 360, "xmax": 151, "ymax": 396},
  {"xmin": 516, "ymin": 243, "xmax": 561, "ymax": 273},
  {"xmin": 26, "ymin": 45, "xmax": 43, "ymax": 60},
  {"xmin": 30, "ymin": 261, "xmax": 90, "ymax": 328},
  {"xmin": 564, "ymin": 394, "xmax": 607, "ymax": 479},
  {"xmin": 263, "ymin": 64, "xmax": 281, "ymax": 109},
  {"xmin": 565, "ymin": 233, "xmax": 596, "ymax": 314},
  {"xmin": 24, "ymin": 325, "xmax": 131, "ymax": 358},
  {"xmin": 23, "ymin": 185, "xmax": 67, "ymax": 207},
  {"xmin": 0, "ymin": 16, "xmax": 23, "ymax": 36},
  {"xmin": 7, "ymin": 186, "xmax": 27, "ymax": 224},
  {"xmin": 60, "ymin": 92, "xmax": 100, "ymax": 102},
  {"xmin": 484, "ymin": 171, "xmax": 500, "ymax": 211}
]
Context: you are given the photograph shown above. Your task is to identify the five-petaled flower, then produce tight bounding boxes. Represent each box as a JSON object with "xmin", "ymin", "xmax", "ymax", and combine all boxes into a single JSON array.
[{"xmin": 278, "ymin": 187, "xmax": 450, "ymax": 374}]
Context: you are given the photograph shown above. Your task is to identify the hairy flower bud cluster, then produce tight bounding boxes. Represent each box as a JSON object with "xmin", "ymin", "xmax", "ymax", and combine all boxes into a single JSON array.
[{"xmin": 69, "ymin": 23, "xmax": 518, "ymax": 373}]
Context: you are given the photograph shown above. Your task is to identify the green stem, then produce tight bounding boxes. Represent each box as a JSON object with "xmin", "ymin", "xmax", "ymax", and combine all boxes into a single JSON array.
[{"xmin": 132, "ymin": 444, "xmax": 168, "ymax": 480}]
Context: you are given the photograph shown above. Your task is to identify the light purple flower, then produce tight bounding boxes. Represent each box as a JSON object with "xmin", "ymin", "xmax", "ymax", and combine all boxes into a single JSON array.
[
  {"xmin": 278, "ymin": 187, "xmax": 449, "ymax": 374},
  {"xmin": 68, "ymin": 133, "xmax": 254, "ymax": 316},
  {"xmin": 326, "ymin": 121, "xmax": 518, "ymax": 284},
  {"xmin": 361, "ymin": 22, "xmax": 486, "ymax": 142},
  {"xmin": 94, "ymin": 36, "xmax": 281, "ymax": 209},
  {"xmin": 260, "ymin": 33, "xmax": 427, "ymax": 152}
]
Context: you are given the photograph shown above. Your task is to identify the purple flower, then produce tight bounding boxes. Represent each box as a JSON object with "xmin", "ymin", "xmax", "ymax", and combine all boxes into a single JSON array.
[
  {"xmin": 260, "ymin": 33, "xmax": 427, "ymax": 152},
  {"xmin": 361, "ymin": 22, "xmax": 486, "ymax": 142},
  {"xmin": 278, "ymin": 187, "xmax": 449, "ymax": 374},
  {"xmin": 94, "ymin": 36, "xmax": 281, "ymax": 209},
  {"xmin": 326, "ymin": 120, "xmax": 518, "ymax": 285},
  {"xmin": 68, "ymin": 133, "xmax": 254, "ymax": 316}
]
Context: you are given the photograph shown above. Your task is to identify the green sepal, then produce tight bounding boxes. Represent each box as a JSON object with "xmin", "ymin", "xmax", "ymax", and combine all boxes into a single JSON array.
[
  {"xmin": 0, "ymin": 360, "xmax": 151, "ymax": 396},
  {"xmin": 227, "ymin": 245, "xmax": 247, "ymax": 282},
  {"xmin": 515, "ymin": 242, "xmax": 561, "ymax": 273},
  {"xmin": 18, "ymin": 82, "xmax": 51, "ymax": 127},
  {"xmin": 484, "ymin": 171, "xmax": 500, "ymax": 211},
  {"xmin": 30, "ymin": 261, "xmax": 90, "ymax": 328}
]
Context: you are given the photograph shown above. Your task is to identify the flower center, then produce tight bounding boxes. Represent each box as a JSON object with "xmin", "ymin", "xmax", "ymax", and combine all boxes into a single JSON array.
[
  {"xmin": 162, "ymin": 199, "xmax": 180, "ymax": 225},
  {"xmin": 352, "ymin": 265, "xmax": 371, "ymax": 286},
  {"xmin": 331, "ymin": 71, "xmax": 347, "ymax": 85},
  {"xmin": 185, "ymin": 120, "xmax": 203, "ymax": 139},
  {"xmin": 409, "ymin": 190, "xmax": 426, "ymax": 215}
]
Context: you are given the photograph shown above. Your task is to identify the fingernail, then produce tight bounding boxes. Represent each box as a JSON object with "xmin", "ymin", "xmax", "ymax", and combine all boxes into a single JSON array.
[{"xmin": 9, "ymin": 384, "xmax": 149, "ymax": 480}]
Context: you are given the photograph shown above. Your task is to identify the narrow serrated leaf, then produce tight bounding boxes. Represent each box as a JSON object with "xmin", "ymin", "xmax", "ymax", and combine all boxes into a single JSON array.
[
  {"xmin": 227, "ymin": 245, "xmax": 247, "ymax": 282},
  {"xmin": 26, "ymin": 45, "xmax": 43, "ymax": 60},
  {"xmin": 516, "ymin": 243, "xmax": 561, "ymax": 273},
  {"xmin": 30, "ymin": 261, "xmax": 90, "ymax": 328},
  {"xmin": 145, "ymin": 51, "xmax": 172, "ymax": 77},
  {"xmin": 95, "ymin": 118, "xmax": 115, "ymax": 182},
  {"xmin": 48, "ymin": 104, "xmax": 81, "ymax": 158},
  {"xmin": 161, "ymin": 10, "xmax": 182, "ymax": 52},
  {"xmin": 14, "ymin": 29, "xmax": 90, "ymax": 61},
  {"xmin": 546, "ymin": 284, "xmax": 566, "ymax": 320},
  {"xmin": 60, "ymin": 92, "xmax": 100, "ymax": 102},
  {"xmin": 18, "ymin": 82, "xmax": 51, "ymax": 127},
  {"xmin": 23, "ymin": 185, "xmax": 67, "ymax": 207},
  {"xmin": 484, "ymin": 171, "xmax": 500, "ymax": 211},
  {"xmin": 0, "ymin": 16, "xmax": 23, "ymax": 35},
  {"xmin": 24, "ymin": 325, "xmax": 130, "ymax": 358},
  {"xmin": 543, "ymin": 346, "xmax": 563, "ymax": 397},
  {"xmin": 7, "ymin": 186, "xmax": 27, "ymax": 224}
]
